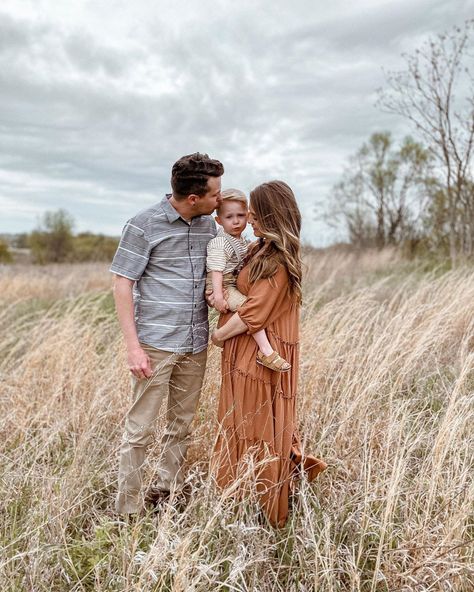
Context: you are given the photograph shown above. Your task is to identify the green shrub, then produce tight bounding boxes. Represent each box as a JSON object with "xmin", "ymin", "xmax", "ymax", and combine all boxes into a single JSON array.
[
  {"xmin": 0, "ymin": 239, "xmax": 13, "ymax": 263},
  {"xmin": 72, "ymin": 233, "xmax": 119, "ymax": 262}
]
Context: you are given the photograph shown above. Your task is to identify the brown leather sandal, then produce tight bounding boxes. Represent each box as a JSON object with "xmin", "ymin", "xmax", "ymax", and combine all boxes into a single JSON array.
[{"xmin": 256, "ymin": 350, "xmax": 291, "ymax": 372}]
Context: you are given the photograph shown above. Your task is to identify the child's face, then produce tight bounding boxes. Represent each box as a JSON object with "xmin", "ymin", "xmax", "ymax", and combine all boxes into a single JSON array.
[{"xmin": 215, "ymin": 200, "xmax": 248, "ymax": 237}]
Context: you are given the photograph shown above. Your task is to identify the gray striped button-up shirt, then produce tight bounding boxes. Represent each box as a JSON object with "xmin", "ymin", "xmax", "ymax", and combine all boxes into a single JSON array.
[{"xmin": 110, "ymin": 195, "xmax": 217, "ymax": 354}]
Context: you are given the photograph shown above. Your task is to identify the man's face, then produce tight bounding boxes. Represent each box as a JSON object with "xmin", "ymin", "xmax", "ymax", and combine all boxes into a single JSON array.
[{"xmin": 193, "ymin": 176, "xmax": 222, "ymax": 215}]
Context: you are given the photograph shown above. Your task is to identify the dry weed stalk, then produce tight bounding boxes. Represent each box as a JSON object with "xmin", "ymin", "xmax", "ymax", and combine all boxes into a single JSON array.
[{"xmin": 0, "ymin": 252, "xmax": 472, "ymax": 591}]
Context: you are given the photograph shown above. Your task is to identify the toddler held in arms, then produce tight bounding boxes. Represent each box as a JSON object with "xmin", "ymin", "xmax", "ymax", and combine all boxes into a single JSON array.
[{"xmin": 206, "ymin": 188, "xmax": 291, "ymax": 372}]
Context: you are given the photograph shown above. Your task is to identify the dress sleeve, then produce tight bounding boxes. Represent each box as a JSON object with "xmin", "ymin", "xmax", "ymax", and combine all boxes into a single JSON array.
[{"xmin": 237, "ymin": 265, "xmax": 290, "ymax": 334}]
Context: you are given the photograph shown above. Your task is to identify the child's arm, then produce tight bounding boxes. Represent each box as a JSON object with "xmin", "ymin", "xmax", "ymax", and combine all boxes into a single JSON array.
[
  {"xmin": 211, "ymin": 271, "xmax": 229, "ymax": 313},
  {"xmin": 206, "ymin": 236, "xmax": 230, "ymax": 313}
]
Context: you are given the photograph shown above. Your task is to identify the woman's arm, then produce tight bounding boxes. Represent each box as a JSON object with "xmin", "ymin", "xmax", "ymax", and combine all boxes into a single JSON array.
[
  {"xmin": 212, "ymin": 311, "xmax": 248, "ymax": 344},
  {"xmin": 236, "ymin": 265, "xmax": 288, "ymax": 333},
  {"xmin": 212, "ymin": 265, "xmax": 289, "ymax": 345}
]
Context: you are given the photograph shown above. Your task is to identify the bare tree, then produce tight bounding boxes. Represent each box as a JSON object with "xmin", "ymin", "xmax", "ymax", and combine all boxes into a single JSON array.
[
  {"xmin": 460, "ymin": 180, "xmax": 474, "ymax": 255},
  {"xmin": 379, "ymin": 20, "xmax": 474, "ymax": 264},
  {"xmin": 326, "ymin": 132, "xmax": 432, "ymax": 249}
]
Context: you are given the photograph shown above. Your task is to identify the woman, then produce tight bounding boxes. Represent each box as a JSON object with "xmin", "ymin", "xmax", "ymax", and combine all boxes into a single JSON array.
[{"xmin": 210, "ymin": 180, "xmax": 327, "ymax": 527}]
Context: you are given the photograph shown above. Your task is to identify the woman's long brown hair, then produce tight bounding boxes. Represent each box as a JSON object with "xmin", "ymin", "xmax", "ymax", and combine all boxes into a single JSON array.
[{"xmin": 247, "ymin": 180, "xmax": 302, "ymax": 303}]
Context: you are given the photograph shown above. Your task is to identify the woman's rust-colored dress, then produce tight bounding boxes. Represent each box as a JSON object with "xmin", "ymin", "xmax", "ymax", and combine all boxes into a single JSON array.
[{"xmin": 212, "ymin": 261, "xmax": 327, "ymax": 527}]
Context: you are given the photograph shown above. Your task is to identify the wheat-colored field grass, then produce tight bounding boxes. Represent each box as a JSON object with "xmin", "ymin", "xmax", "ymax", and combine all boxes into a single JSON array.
[{"xmin": 0, "ymin": 251, "xmax": 473, "ymax": 591}]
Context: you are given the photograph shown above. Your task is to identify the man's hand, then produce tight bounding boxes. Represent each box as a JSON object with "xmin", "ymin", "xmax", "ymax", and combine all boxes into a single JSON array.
[
  {"xmin": 205, "ymin": 287, "xmax": 215, "ymax": 307},
  {"xmin": 127, "ymin": 345, "xmax": 153, "ymax": 380}
]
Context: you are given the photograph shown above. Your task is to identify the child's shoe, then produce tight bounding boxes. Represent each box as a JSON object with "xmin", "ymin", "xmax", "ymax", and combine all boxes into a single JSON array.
[{"xmin": 256, "ymin": 350, "xmax": 291, "ymax": 372}]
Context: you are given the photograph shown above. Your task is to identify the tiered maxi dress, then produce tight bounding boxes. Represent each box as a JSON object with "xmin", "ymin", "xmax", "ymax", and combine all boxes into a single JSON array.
[{"xmin": 212, "ymin": 262, "xmax": 327, "ymax": 527}]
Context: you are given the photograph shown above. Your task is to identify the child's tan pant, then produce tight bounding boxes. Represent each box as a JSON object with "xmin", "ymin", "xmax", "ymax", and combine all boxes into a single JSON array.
[{"xmin": 206, "ymin": 272, "xmax": 247, "ymax": 311}]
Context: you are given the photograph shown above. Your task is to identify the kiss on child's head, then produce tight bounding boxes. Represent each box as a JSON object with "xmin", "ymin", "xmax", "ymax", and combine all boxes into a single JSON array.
[{"xmin": 215, "ymin": 188, "xmax": 248, "ymax": 238}]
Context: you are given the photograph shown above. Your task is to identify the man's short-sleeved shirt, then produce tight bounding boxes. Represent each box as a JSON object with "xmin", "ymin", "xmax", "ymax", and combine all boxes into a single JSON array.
[{"xmin": 110, "ymin": 194, "xmax": 217, "ymax": 354}]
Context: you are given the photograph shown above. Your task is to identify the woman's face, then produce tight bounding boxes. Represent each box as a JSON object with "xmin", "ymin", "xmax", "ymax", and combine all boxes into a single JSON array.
[{"xmin": 248, "ymin": 204, "xmax": 263, "ymax": 237}]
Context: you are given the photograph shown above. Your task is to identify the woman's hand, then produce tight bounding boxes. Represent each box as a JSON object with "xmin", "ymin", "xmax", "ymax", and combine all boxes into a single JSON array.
[{"xmin": 211, "ymin": 329, "xmax": 224, "ymax": 348}]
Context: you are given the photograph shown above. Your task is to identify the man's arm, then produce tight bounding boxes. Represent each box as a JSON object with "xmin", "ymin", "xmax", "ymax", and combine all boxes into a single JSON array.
[{"xmin": 113, "ymin": 275, "xmax": 152, "ymax": 379}]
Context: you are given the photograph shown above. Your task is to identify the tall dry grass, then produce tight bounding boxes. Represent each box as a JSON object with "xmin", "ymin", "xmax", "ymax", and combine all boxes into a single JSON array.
[{"xmin": 0, "ymin": 251, "xmax": 473, "ymax": 591}]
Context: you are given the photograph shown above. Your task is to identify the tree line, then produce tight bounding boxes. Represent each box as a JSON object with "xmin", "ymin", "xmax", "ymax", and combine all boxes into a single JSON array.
[
  {"xmin": 2, "ymin": 21, "xmax": 472, "ymax": 266},
  {"xmin": 323, "ymin": 20, "xmax": 474, "ymax": 264},
  {"xmin": 0, "ymin": 209, "xmax": 119, "ymax": 264}
]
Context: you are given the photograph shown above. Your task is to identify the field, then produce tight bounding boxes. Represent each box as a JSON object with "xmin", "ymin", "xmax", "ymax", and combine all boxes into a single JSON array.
[{"xmin": 0, "ymin": 250, "xmax": 473, "ymax": 591}]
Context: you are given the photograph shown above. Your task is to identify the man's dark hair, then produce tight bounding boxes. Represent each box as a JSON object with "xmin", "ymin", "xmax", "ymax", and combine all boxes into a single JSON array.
[{"xmin": 171, "ymin": 152, "xmax": 224, "ymax": 199}]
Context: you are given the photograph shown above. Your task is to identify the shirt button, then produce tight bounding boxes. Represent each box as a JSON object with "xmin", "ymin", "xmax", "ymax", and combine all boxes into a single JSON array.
[{"xmin": 190, "ymin": 245, "xmax": 193, "ymax": 250}]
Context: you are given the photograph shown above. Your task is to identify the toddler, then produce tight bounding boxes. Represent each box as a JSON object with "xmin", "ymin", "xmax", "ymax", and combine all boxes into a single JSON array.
[{"xmin": 206, "ymin": 188, "xmax": 291, "ymax": 372}]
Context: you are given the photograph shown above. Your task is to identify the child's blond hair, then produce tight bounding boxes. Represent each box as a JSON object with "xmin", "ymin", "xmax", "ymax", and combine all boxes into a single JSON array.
[{"xmin": 217, "ymin": 188, "xmax": 247, "ymax": 213}]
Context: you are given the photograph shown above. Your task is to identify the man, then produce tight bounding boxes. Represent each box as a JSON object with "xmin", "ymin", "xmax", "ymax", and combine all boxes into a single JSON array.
[{"xmin": 110, "ymin": 152, "xmax": 224, "ymax": 515}]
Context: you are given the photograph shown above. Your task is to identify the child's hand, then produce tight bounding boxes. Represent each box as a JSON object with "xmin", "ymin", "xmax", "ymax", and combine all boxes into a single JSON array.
[{"xmin": 214, "ymin": 294, "xmax": 229, "ymax": 313}]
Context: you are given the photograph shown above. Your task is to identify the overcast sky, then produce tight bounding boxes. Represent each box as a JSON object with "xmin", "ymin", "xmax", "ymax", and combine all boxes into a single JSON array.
[{"xmin": 1, "ymin": 0, "xmax": 473, "ymax": 245}]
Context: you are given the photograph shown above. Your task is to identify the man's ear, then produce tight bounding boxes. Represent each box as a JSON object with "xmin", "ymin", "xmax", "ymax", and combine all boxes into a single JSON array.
[{"xmin": 188, "ymin": 193, "xmax": 200, "ymax": 207}]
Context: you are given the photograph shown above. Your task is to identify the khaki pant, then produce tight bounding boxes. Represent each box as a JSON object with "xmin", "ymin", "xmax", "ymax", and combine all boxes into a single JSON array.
[{"xmin": 115, "ymin": 345, "xmax": 207, "ymax": 514}]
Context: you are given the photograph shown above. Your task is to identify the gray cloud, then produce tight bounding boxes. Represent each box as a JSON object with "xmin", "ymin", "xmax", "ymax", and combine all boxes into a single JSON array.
[{"xmin": 0, "ymin": 0, "xmax": 473, "ymax": 244}]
